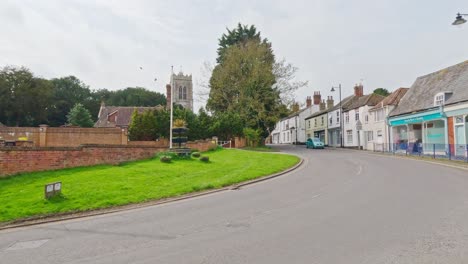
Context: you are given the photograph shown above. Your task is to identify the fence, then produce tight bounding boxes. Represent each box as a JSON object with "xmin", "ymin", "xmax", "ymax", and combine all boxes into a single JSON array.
[{"xmin": 373, "ymin": 143, "xmax": 468, "ymax": 162}]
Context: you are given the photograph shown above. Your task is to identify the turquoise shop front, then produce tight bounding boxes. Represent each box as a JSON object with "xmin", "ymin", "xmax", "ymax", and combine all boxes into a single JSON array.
[{"xmin": 389, "ymin": 110, "xmax": 447, "ymax": 153}]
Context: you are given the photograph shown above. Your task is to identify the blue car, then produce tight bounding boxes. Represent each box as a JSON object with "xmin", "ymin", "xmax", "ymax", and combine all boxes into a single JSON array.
[{"xmin": 306, "ymin": 137, "xmax": 324, "ymax": 149}]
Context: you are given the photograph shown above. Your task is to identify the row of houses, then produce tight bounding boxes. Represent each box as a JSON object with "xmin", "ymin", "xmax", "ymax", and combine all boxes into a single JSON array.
[{"xmin": 271, "ymin": 60, "xmax": 468, "ymax": 157}]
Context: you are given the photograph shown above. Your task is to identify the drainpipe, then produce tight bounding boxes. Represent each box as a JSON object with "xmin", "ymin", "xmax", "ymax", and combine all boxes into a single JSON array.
[{"xmin": 440, "ymin": 105, "xmax": 449, "ymax": 152}]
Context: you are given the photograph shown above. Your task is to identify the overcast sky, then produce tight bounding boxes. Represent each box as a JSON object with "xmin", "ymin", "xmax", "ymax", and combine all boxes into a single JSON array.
[{"xmin": 1, "ymin": 0, "xmax": 467, "ymax": 110}]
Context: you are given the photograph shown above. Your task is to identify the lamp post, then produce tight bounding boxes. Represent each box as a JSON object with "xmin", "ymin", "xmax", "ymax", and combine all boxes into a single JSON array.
[
  {"xmin": 169, "ymin": 66, "xmax": 174, "ymax": 149},
  {"xmin": 453, "ymin": 13, "xmax": 467, "ymax": 25},
  {"xmin": 331, "ymin": 84, "xmax": 343, "ymax": 148}
]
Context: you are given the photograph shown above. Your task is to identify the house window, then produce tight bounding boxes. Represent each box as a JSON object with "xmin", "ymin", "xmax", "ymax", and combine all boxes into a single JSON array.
[
  {"xmin": 329, "ymin": 117, "xmax": 333, "ymax": 125},
  {"xmin": 321, "ymin": 116, "xmax": 324, "ymax": 125},
  {"xmin": 336, "ymin": 111, "xmax": 340, "ymax": 123},
  {"xmin": 434, "ymin": 92, "xmax": 445, "ymax": 106},
  {"xmin": 377, "ymin": 130, "xmax": 383, "ymax": 137},
  {"xmin": 314, "ymin": 119, "xmax": 317, "ymax": 127},
  {"xmin": 366, "ymin": 131, "xmax": 373, "ymax": 142},
  {"xmin": 374, "ymin": 109, "xmax": 384, "ymax": 122},
  {"xmin": 345, "ymin": 113, "xmax": 349, "ymax": 124},
  {"xmin": 308, "ymin": 120, "xmax": 311, "ymax": 129},
  {"xmin": 365, "ymin": 115, "xmax": 369, "ymax": 124},
  {"xmin": 347, "ymin": 130, "xmax": 353, "ymax": 144},
  {"xmin": 455, "ymin": 116, "xmax": 464, "ymax": 124},
  {"xmin": 355, "ymin": 112, "xmax": 360, "ymax": 121}
]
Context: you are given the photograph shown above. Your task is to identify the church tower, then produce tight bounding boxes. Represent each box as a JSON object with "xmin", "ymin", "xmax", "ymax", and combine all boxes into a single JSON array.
[{"xmin": 167, "ymin": 72, "xmax": 193, "ymax": 111}]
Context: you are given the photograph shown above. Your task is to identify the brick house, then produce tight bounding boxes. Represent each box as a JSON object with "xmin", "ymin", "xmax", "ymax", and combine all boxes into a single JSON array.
[{"xmin": 94, "ymin": 102, "xmax": 164, "ymax": 128}]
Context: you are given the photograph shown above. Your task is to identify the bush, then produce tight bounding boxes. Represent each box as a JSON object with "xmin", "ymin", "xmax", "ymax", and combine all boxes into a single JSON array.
[
  {"xmin": 192, "ymin": 152, "xmax": 201, "ymax": 158},
  {"xmin": 160, "ymin": 156, "xmax": 172, "ymax": 163},
  {"xmin": 200, "ymin": 156, "xmax": 210, "ymax": 162},
  {"xmin": 190, "ymin": 148, "xmax": 200, "ymax": 153}
]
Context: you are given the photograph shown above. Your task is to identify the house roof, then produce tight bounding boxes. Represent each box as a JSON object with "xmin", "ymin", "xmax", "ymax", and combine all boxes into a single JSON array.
[
  {"xmin": 305, "ymin": 95, "xmax": 354, "ymax": 120},
  {"xmin": 343, "ymin": 93, "xmax": 386, "ymax": 111},
  {"xmin": 281, "ymin": 106, "xmax": 314, "ymax": 121},
  {"xmin": 94, "ymin": 106, "xmax": 164, "ymax": 128},
  {"xmin": 390, "ymin": 60, "xmax": 468, "ymax": 117},
  {"xmin": 370, "ymin": 88, "xmax": 409, "ymax": 111}
]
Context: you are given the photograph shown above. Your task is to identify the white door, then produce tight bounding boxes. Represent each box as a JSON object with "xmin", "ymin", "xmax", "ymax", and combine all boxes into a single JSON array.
[{"xmin": 455, "ymin": 125, "xmax": 466, "ymax": 156}]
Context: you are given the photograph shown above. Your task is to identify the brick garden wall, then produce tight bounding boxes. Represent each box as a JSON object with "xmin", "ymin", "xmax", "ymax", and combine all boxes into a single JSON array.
[{"xmin": 0, "ymin": 145, "xmax": 165, "ymax": 177}]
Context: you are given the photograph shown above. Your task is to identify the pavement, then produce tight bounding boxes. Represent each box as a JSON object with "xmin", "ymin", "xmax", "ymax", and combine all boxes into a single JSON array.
[{"xmin": 2, "ymin": 145, "xmax": 468, "ymax": 263}]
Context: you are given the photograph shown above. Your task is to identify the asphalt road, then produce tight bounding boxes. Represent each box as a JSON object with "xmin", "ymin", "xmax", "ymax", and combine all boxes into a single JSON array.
[{"xmin": 2, "ymin": 145, "xmax": 468, "ymax": 264}]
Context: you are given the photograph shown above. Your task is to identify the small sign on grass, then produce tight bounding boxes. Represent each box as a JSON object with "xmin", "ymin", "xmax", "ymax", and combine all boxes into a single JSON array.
[{"xmin": 45, "ymin": 182, "xmax": 62, "ymax": 199}]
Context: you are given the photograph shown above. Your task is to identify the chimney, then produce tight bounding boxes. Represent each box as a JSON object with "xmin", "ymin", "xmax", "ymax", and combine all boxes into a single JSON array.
[
  {"xmin": 306, "ymin": 96, "xmax": 312, "ymax": 107},
  {"xmin": 166, "ymin": 84, "xmax": 172, "ymax": 110},
  {"xmin": 354, "ymin": 84, "xmax": 364, "ymax": 97},
  {"xmin": 292, "ymin": 102, "xmax": 300, "ymax": 113},
  {"xmin": 313, "ymin": 91, "xmax": 321, "ymax": 105},
  {"xmin": 327, "ymin": 96, "xmax": 334, "ymax": 109},
  {"xmin": 319, "ymin": 99, "xmax": 326, "ymax": 111}
]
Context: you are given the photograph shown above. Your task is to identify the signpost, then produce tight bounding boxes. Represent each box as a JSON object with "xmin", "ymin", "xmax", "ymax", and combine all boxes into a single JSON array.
[{"xmin": 45, "ymin": 182, "xmax": 62, "ymax": 199}]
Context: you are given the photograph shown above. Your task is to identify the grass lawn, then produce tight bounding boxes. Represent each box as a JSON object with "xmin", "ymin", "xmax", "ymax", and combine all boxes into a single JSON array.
[
  {"xmin": 0, "ymin": 149, "xmax": 299, "ymax": 223},
  {"xmin": 241, "ymin": 146, "xmax": 278, "ymax": 152}
]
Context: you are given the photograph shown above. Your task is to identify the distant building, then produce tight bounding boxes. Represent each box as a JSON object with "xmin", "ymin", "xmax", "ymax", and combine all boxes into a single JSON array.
[
  {"xmin": 365, "ymin": 87, "xmax": 408, "ymax": 151},
  {"xmin": 94, "ymin": 103, "xmax": 164, "ymax": 128},
  {"xmin": 271, "ymin": 92, "xmax": 321, "ymax": 144},
  {"xmin": 166, "ymin": 72, "xmax": 193, "ymax": 111}
]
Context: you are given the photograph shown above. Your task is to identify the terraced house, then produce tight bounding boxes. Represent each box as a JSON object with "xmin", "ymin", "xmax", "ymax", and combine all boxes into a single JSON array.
[
  {"xmin": 388, "ymin": 60, "xmax": 468, "ymax": 158},
  {"xmin": 305, "ymin": 96, "xmax": 334, "ymax": 144},
  {"xmin": 342, "ymin": 84, "xmax": 385, "ymax": 148}
]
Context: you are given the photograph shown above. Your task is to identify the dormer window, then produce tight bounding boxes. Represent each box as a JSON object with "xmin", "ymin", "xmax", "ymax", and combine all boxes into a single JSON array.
[{"xmin": 434, "ymin": 92, "xmax": 445, "ymax": 106}]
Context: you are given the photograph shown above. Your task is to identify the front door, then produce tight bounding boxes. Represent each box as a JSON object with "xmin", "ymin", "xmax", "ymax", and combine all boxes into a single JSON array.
[{"xmin": 455, "ymin": 125, "xmax": 466, "ymax": 156}]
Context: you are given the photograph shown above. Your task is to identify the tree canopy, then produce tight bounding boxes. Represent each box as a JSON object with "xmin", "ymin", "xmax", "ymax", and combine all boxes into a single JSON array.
[
  {"xmin": 0, "ymin": 66, "xmax": 167, "ymax": 127},
  {"xmin": 208, "ymin": 23, "xmax": 305, "ymax": 138},
  {"xmin": 373, "ymin": 88, "xmax": 390, "ymax": 97}
]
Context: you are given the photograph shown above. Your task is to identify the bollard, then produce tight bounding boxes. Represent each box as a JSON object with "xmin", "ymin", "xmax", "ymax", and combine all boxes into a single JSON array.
[{"xmin": 433, "ymin": 144, "xmax": 436, "ymax": 159}]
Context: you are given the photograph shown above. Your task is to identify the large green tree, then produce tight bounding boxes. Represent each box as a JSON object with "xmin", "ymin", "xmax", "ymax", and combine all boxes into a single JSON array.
[
  {"xmin": 0, "ymin": 66, "xmax": 53, "ymax": 126},
  {"xmin": 208, "ymin": 39, "xmax": 279, "ymax": 137},
  {"xmin": 48, "ymin": 76, "xmax": 93, "ymax": 126},
  {"xmin": 216, "ymin": 23, "xmax": 270, "ymax": 64},
  {"xmin": 208, "ymin": 24, "xmax": 306, "ymax": 139}
]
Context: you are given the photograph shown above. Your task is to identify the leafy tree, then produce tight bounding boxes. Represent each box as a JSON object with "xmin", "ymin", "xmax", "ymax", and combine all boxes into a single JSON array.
[
  {"xmin": 48, "ymin": 76, "xmax": 92, "ymax": 126},
  {"xmin": 210, "ymin": 111, "xmax": 244, "ymax": 140},
  {"xmin": 128, "ymin": 109, "xmax": 158, "ymax": 141},
  {"xmin": 66, "ymin": 103, "xmax": 94, "ymax": 127},
  {"xmin": 208, "ymin": 39, "xmax": 278, "ymax": 137},
  {"xmin": 105, "ymin": 87, "xmax": 166, "ymax": 107},
  {"xmin": 217, "ymin": 23, "xmax": 270, "ymax": 64},
  {"xmin": 243, "ymin": 127, "xmax": 262, "ymax": 147},
  {"xmin": 373, "ymin": 88, "xmax": 390, "ymax": 97},
  {"xmin": 208, "ymin": 24, "xmax": 306, "ymax": 139},
  {"xmin": 0, "ymin": 66, "xmax": 53, "ymax": 126}
]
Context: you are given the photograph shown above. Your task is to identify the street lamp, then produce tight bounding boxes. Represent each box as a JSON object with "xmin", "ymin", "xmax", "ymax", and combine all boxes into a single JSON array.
[
  {"xmin": 331, "ymin": 84, "xmax": 343, "ymax": 148},
  {"xmin": 452, "ymin": 13, "xmax": 467, "ymax": 26}
]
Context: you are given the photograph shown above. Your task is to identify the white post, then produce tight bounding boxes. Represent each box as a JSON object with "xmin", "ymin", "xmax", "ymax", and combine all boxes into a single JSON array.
[{"xmin": 169, "ymin": 66, "xmax": 174, "ymax": 149}]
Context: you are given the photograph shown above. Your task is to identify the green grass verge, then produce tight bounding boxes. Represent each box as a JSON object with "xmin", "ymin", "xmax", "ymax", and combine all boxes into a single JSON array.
[
  {"xmin": 0, "ymin": 149, "xmax": 299, "ymax": 223},
  {"xmin": 241, "ymin": 146, "xmax": 278, "ymax": 152}
]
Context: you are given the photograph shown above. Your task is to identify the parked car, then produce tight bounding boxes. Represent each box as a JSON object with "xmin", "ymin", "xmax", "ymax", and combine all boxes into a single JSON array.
[{"xmin": 306, "ymin": 138, "xmax": 324, "ymax": 149}]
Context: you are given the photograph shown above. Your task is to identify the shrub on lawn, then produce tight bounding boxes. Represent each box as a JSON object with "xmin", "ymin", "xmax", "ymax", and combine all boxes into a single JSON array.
[
  {"xmin": 200, "ymin": 156, "xmax": 210, "ymax": 162},
  {"xmin": 192, "ymin": 152, "xmax": 201, "ymax": 158},
  {"xmin": 160, "ymin": 155, "xmax": 172, "ymax": 163}
]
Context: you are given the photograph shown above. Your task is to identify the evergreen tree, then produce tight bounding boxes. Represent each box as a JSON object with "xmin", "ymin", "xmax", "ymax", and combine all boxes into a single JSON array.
[{"xmin": 66, "ymin": 103, "xmax": 94, "ymax": 127}]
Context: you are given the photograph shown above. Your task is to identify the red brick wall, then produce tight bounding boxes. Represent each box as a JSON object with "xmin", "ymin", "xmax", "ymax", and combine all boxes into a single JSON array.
[
  {"xmin": 0, "ymin": 145, "xmax": 165, "ymax": 177},
  {"xmin": 186, "ymin": 140, "xmax": 217, "ymax": 152}
]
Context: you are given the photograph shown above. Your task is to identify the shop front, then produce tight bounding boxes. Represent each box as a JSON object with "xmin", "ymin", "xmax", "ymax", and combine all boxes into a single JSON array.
[{"xmin": 389, "ymin": 110, "xmax": 447, "ymax": 154}]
